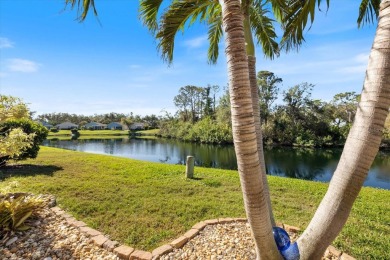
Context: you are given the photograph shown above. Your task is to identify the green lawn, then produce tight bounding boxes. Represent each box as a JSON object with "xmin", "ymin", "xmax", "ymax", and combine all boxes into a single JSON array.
[
  {"xmin": 137, "ymin": 129, "xmax": 160, "ymax": 136},
  {"xmin": 0, "ymin": 147, "xmax": 388, "ymax": 259}
]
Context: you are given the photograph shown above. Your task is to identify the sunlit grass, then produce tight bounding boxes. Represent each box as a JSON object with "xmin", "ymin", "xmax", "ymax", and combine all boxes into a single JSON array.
[{"xmin": 0, "ymin": 147, "xmax": 388, "ymax": 258}]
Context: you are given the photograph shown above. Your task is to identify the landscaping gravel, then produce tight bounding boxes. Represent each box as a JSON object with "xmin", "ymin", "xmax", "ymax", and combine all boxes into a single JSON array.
[
  {"xmin": 0, "ymin": 201, "xmax": 342, "ymax": 260},
  {"xmin": 0, "ymin": 207, "xmax": 119, "ymax": 260}
]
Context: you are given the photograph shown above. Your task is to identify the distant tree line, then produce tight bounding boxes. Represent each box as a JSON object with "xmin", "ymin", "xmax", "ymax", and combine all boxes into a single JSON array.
[{"xmin": 159, "ymin": 71, "xmax": 390, "ymax": 147}]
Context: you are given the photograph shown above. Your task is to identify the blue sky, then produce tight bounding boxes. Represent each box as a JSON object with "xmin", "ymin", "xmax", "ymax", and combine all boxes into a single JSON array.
[{"xmin": 0, "ymin": 0, "xmax": 377, "ymax": 117}]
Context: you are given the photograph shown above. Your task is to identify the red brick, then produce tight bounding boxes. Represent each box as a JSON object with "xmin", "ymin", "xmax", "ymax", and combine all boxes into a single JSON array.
[
  {"xmin": 192, "ymin": 221, "xmax": 207, "ymax": 231},
  {"xmin": 170, "ymin": 236, "xmax": 188, "ymax": 249},
  {"xmin": 69, "ymin": 220, "xmax": 87, "ymax": 228},
  {"xmin": 130, "ymin": 250, "xmax": 152, "ymax": 260},
  {"xmin": 183, "ymin": 228, "xmax": 199, "ymax": 239},
  {"xmin": 103, "ymin": 240, "xmax": 119, "ymax": 252},
  {"xmin": 79, "ymin": 226, "xmax": 101, "ymax": 237},
  {"xmin": 218, "ymin": 217, "xmax": 234, "ymax": 224},
  {"xmin": 151, "ymin": 244, "xmax": 173, "ymax": 257},
  {"xmin": 114, "ymin": 245, "xmax": 135, "ymax": 259},
  {"xmin": 91, "ymin": 235, "xmax": 108, "ymax": 247},
  {"xmin": 327, "ymin": 245, "xmax": 341, "ymax": 257},
  {"xmin": 204, "ymin": 219, "xmax": 219, "ymax": 225}
]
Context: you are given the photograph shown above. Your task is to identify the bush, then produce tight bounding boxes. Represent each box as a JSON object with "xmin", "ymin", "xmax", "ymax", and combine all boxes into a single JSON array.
[
  {"xmin": 0, "ymin": 193, "xmax": 45, "ymax": 232},
  {"xmin": 0, "ymin": 119, "xmax": 48, "ymax": 163},
  {"xmin": 50, "ymin": 128, "xmax": 59, "ymax": 133}
]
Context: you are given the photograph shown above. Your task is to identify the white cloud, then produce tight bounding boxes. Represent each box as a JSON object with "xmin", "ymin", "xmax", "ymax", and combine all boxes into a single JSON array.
[
  {"xmin": 183, "ymin": 35, "xmax": 208, "ymax": 48},
  {"xmin": 0, "ymin": 37, "xmax": 14, "ymax": 48},
  {"xmin": 8, "ymin": 59, "xmax": 41, "ymax": 73}
]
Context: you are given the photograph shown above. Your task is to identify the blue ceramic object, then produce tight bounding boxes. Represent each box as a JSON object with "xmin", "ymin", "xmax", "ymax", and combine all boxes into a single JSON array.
[{"xmin": 272, "ymin": 227, "xmax": 300, "ymax": 260}]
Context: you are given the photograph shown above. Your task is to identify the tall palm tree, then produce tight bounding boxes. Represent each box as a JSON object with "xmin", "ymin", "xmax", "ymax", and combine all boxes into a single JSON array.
[
  {"xmin": 64, "ymin": 0, "xmax": 389, "ymax": 259},
  {"xmin": 139, "ymin": 1, "xmax": 282, "ymax": 257},
  {"xmin": 139, "ymin": 0, "xmax": 285, "ymax": 228},
  {"xmin": 280, "ymin": 0, "xmax": 390, "ymax": 258}
]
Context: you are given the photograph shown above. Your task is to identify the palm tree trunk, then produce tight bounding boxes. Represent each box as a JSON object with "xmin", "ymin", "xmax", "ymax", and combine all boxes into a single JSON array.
[
  {"xmin": 297, "ymin": 2, "xmax": 390, "ymax": 259},
  {"xmin": 248, "ymin": 56, "xmax": 276, "ymax": 227},
  {"xmin": 219, "ymin": 0, "xmax": 281, "ymax": 259},
  {"xmin": 242, "ymin": 1, "xmax": 276, "ymax": 227}
]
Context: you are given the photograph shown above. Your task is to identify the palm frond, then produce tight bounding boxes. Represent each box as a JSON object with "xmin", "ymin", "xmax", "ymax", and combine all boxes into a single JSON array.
[
  {"xmin": 280, "ymin": 0, "xmax": 329, "ymax": 52},
  {"xmin": 64, "ymin": 0, "xmax": 98, "ymax": 22},
  {"xmin": 265, "ymin": 0, "xmax": 288, "ymax": 23},
  {"xmin": 207, "ymin": 4, "xmax": 223, "ymax": 64},
  {"xmin": 139, "ymin": 0, "xmax": 164, "ymax": 34},
  {"xmin": 156, "ymin": 0, "xmax": 213, "ymax": 63},
  {"xmin": 250, "ymin": 2, "xmax": 279, "ymax": 59},
  {"xmin": 357, "ymin": 0, "xmax": 380, "ymax": 28}
]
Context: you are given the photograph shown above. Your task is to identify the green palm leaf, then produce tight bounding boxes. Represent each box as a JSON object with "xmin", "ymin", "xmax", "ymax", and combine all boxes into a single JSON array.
[
  {"xmin": 64, "ymin": 0, "xmax": 98, "ymax": 21},
  {"xmin": 357, "ymin": 0, "xmax": 380, "ymax": 27},
  {"xmin": 139, "ymin": 0, "xmax": 164, "ymax": 34},
  {"xmin": 280, "ymin": 0, "xmax": 329, "ymax": 52},
  {"xmin": 250, "ymin": 1, "xmax": 279, "ymax": 59},
  {"xmin": 156, "ymin": 0, "xmax": 212, "ymax": 63},
  {"xmin": 207, "ymin": 4, "xmax": 222, "ymax": 64}
]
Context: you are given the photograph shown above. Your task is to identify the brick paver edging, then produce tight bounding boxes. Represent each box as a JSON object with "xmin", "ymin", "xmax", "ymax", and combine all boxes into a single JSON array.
[{"xmin": 50, "ymin": 206, "xmax": 355, "ymax": 260}]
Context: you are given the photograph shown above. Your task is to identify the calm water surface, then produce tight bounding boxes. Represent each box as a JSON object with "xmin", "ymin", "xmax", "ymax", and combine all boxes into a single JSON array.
[{"xmin": 43, "ymin": 137, "xmax": 390, "ymax": 190}]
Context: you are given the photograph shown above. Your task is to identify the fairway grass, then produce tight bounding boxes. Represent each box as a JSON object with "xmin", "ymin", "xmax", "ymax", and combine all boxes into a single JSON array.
[{"xmin": 0, "ymin": 147, "xmax": 388, "ymax": 259}]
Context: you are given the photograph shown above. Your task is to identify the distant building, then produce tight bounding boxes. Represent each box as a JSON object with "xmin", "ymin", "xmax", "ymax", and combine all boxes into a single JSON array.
[
  {"xmin": 130, "ymin": 122, "xmax": 145, "ymax": 130},
  {"xmin": 38, "ymin": 121, "xmax": 53, "ymax": 129},
  {"xmin": 56, "ymin": 122, "xmax": 79, "ymax": 130},
  {"xmin": 107, "ymin": 122, "xmax": 128, "ymax": 130},
  {"xmin": 84, "ymin": 122, "xmax": 107, "ymax": 130}
]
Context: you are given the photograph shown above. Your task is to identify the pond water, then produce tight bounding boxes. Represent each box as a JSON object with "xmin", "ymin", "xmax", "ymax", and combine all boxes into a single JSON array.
[{"xmin": 42, "ymin": 137, "xmax": 390, "ymax": 190}]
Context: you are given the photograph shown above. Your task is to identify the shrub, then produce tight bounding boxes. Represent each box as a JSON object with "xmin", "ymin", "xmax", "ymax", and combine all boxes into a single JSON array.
[
  {"xmin": 0, "ymin": 128, "xmax": 35, "ymax": 166},
  {"xmin": 50, "ymin": 128, "xmax": 59, "ymax": 133},
  {"xmin": 0, "ymin": 119, "xmax": 48, "ymax": 163},
  {"xmin": 0, "ymin": 193, "xmax": 45, "ymax": 232}
]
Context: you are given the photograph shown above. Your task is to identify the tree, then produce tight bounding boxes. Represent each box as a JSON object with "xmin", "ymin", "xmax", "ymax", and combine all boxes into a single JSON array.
[
  {"xmin": 0, "ymin": 95, "xmax": 30, "ymax": 121},
  {"xmin": 139, "ymin": 0, "xmax": 281, "ymax": 230},
  {"xmin": 0, "ymin": 128, "xmax": 35, "ymax": 167},
  {"xmin": 0, "ymin": 95, "xmax": 48, "ymax": 167},
  {"xmin": 281, "ymin": 1, "xmax": 390, "ymax": 258},
  {"xmin": 64, "ymin": 0, "xmax": 390, "ymax": 259},
  {"xmin": 257, "ymin": 71, "xmax": 282, "ymax": 124}
]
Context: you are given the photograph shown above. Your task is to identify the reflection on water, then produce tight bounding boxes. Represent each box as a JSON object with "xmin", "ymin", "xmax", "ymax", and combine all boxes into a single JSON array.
[{"xmin": 43, "ymin": 138, "xmax": 390, "ymax": 189}]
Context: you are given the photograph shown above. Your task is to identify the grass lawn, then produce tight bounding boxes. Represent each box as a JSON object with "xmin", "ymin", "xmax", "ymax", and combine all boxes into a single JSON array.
[
  {"xmin": 0, "ymin": 147, "xmax": 388, "ymax": 259},
  {"xmin": 137, "ymin": 129, "xmax": 160, "ymax": 136}
]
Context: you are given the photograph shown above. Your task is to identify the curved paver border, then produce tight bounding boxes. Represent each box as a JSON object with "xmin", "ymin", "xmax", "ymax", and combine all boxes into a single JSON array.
[{"xmin": 50, "ymin": 206, "xmax": 355, "ymax": 260}]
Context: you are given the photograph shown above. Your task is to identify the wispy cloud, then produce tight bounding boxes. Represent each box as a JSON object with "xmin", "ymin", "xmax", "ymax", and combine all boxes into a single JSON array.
[
  {"xmin": 0, "ymin": 37, "xmax": 14, "ymax": 48},
  {"xmin": 7, "ymin": 59, "xmax": 41, "ymax": 73},
  {"xmin": 183, "ymin": 35, "xmax": 208, "ymax": 48}
]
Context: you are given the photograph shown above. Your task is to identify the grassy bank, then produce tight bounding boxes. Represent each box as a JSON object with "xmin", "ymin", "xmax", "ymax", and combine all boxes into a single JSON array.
[{"xmin": 0, "ymin": 147, "xmax": 388, "ymax": 258}]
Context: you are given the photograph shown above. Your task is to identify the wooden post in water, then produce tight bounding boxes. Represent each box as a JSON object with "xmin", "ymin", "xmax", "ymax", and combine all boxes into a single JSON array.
[{"xmin": 186, "ymin": 156, "xmax": 194, "ymax": 179}]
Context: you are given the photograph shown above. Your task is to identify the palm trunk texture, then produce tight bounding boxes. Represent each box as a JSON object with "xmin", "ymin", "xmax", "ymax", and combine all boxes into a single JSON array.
[
  {"xmin": 297, "ymin": 1, "xmax": 390, "ymax": 259},
  {"xmin": 248, "ymin": 56, "xmax": 276, "ymax": 227},
  {"xmin": 219, "ymin": 0, "xmax": 281, "ymax": 259}
]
